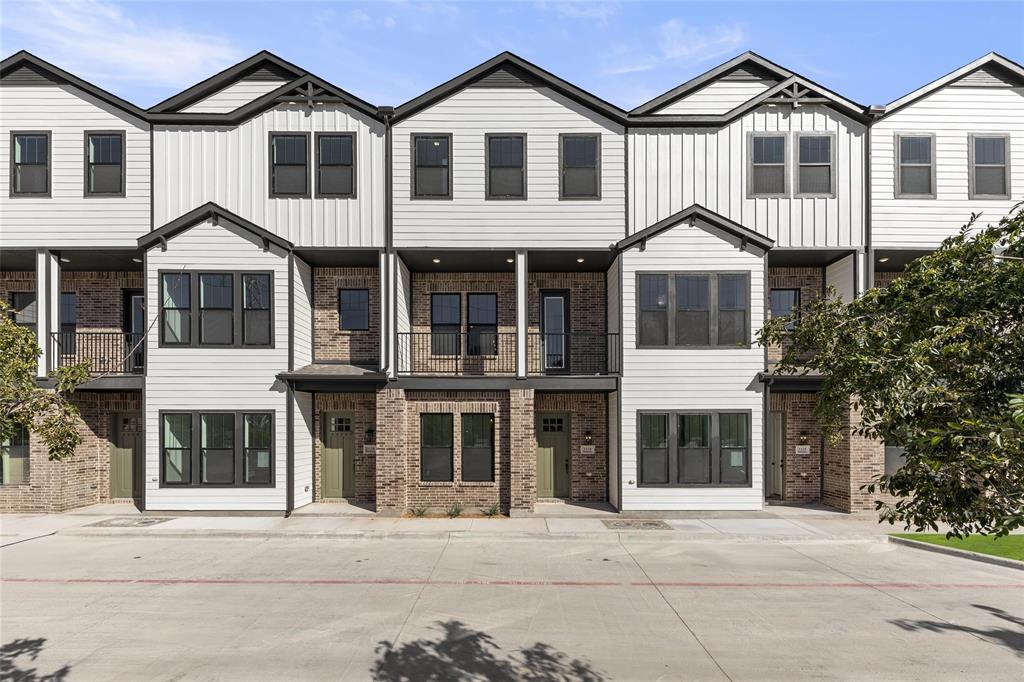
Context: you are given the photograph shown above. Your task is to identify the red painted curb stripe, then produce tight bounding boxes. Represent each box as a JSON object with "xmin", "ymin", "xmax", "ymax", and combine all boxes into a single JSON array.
[{"xmin": 2, "ymin": 577, "xmax": 1021, "ymax": 589}]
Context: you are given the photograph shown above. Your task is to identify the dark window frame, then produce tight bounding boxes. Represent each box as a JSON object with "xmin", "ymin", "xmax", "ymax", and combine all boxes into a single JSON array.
[
  {"xmin": 430, "ymin": 292, "xmax": 461, "ymax": 357},
  {"xmin": 558, "ymin": 133, "xmax": 601, "ymax": 200},
  {"xmin": 485, "ymin": 133, "xmax": 527, "ymax": 200},
  {"xmin": 769, "ymin": 288, "xmax": 801, "ymax": 331},
  {"xmin": 635, "ymin": 272, "xmax": 751, "ymax": 349},
  {"xmin": 269, "ymin": 132, "xmax": 311, "ymax": 199},
  {"xmin": 315, "ymin": 132, "xmax": 357, "ymax": 199},
  {"xmin": 159, "ymin": 270, "xmax": 274, "ymax": 349},
  {"xmin": 895, "ymin": 133, "xmax": 936, "ymax": 199},
  {"xmin": 338, "ymin": 288, "xmax": 370, "ymax": 331},
  {"xmin": 747, "ymin": 132, "xmax": 788, "ymax": 198},
  {"xmin": 412, "ymin": 133, "xmax": 453, "ymax": 200},
  {"xmin": 10, "ymin": 130, "xmax": 51, "ymax": 198},
  {"xmin": 460, "ymin": 412, "xmax": 495, "ymax": 483},
  {"xmin": 0, "ymin": 422, "xmax": 31, "ymax": 486},
  {"xmin": 795, "ymin": 132, "xmax": 836, "ymax": 198},
  {"xmin": 8, "ymin": 291, "xmax": 38, "ymax": 333},
  {"xmin": 83, "ymin": 130, "xmax": 126, "ymax": 198},
  {"xmin": 968, "ymin": 133, "xmax": 1011, "ymax": 200},
  {"xmin": 466, "ymin": 292, "xmax": 498, "ymax": 357},
  {"xmin": 159, "ymin": 410, "xmax": 275, "ymax": 488},
  {"xmin": 637, "ymin": 410, "xmax": 752, "ymax": 488},
  {"xmin": 420, "ymin": 412, "xmax": 454, "ymax": 482},
  {"xmin": 241, "ymin": 273, "xmax": 272, "ymax": 346}
]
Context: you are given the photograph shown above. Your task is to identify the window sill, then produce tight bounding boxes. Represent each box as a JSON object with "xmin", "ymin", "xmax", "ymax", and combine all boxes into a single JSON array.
[
  {"xmin": 419, "ymin": 480, "xmax": 455, "ymax": 487},
  {"xmin": 458, "ymin": 480, "xmax": 496, "ymax": 487}
]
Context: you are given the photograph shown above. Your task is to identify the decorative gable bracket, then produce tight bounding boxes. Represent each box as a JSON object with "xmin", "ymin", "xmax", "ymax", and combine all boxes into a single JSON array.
[{"xmin": 763, "ymin": 81, "xmax": 832, "ymax": 107}]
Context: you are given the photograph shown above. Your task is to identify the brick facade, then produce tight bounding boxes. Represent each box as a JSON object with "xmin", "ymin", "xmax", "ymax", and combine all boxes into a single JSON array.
[
  {"xmin": 874, "ymin": 271, "xmax": 903, "ymax": 288},
  {"xmin": 766, "ymin": 266, "xmax": 823, "ymax": 365},
  {"xmin": 509, "ymin": 388, "xmax": 536, "ymax": 514},
  {"xmin": 528, "ymin": 272, "xmax": 607, "ymax": 373},
  {"xmin": 1, "ymin": 391, "xmax": 140, "ymax": 512},
  {"xmin": 768, "ymin": 392, "xmax": 822, "ymax": 503},
  {"xmin": 822, "ymin": 403, "xmax": 891, "ymax": 512},
  {"xmin": 534, "ymin": 392, "xmax": 608, "ymax": 502},
  {"xmin": 313, "ymin": 267, "xmax": 380, "ymax": 364},
  {"xmin": 375, "ymin": 388, "xmax": 408, "ymax": 513},
  {"xmin": 313, "ymin": 393, "xmax": 377, "ymax": 503}
]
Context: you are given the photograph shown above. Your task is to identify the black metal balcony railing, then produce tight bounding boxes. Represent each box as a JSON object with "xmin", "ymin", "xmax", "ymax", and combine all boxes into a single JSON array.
[
  {"xmin": 51, "ymin": 332, "xmax": 145, "ymax": 375},
  {"xmin": 527, "ymin": 332, "xmax": 620, "ymax": 376},
  {"xmin": 397, "ymin": 331, "xmax": 517, "ymax": 376},
  {"xmin": 396, "ymin": 331, "xmax": 620, "ymax": 376}
]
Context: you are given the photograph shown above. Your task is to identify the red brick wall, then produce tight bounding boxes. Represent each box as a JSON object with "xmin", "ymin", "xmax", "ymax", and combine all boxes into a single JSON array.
[
  {"xmin": 313, "ymin": 393, "xmax": 377, "ymax": 503},
  {"xmin": 313, "ymin": 267, "xmax": 380, "ymax": 364},
  {"xmin": 61, "ymin": 271, "xmax": 144, "ymax": 333},
  {"xmin": 766, "ymin": 266, "xmax": 823, "ymax": 365},
  {"xmin": 534, "ymin": 392, "xmax": 608, "ymax": 502},
  {"xmin": 509, "ymin": 388, "xmax": 535, "ymax": 513},
  {"xmin": 769, "ymin": 393, "xmax": 822, "ymax": 503},
  {"xmin": 375, "ymin": 388, "xmax": 407, "ymax": 513},
  {"xmin": 822, "ymin": 403, "xmax": 891, "ymax": 512},
  {"xmin": 528, "ymin": 272, "xmax": 607, "ymax": 373},
  {"xmin": 0, "ymin": 391, "xmax": 140, "ymax": 512},
  {"xmin": 874, "ymin": 271, "xmax": 903, "ymax": 288}
]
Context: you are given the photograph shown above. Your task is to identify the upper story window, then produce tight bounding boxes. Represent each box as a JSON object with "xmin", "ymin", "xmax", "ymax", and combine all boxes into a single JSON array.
[
  {"xmin": 431, "ymin": 293, "xmax": 460, "ymax": 356},
  {"xmin": 270, "ymin": 134, "xmax": 309, "ymax": 198},
  {"xmin": 11, "ymin": 132, "xmax": 50, "ymax": 197},
  {"xmin": 317, "ymin": 133, "xmax": 355, "ymax": 198},
  {"xmin": 796, "ymin": 135, "xmax": 834, "ymax": 196},
  {"xmin": 413, "ymin": 134, "xmax": 452, "ymax": 199},
  {"xmin": 486, "ymin": 134, "xmax": 525, "ymax": 199},
  {"xmin": 85, "ymin": 132, "xmax": 125, "ymax": 196},
  {"xmin": 161, "ymin": 271, "xmax": 273, "ymax": 348},
  {"xmin": 338, "ymin": 289, "xmax": 370, "ymax": 331},
  {"xmin": 638, "ymin": 273, "xmax": 750, "ymax": 348},
  {"xmin": 896, "ymin": 134, "xmax": 935, "ymax": 198},
  {"xmin": 770, "ymin": 289, "xmax": 800, "ymax": 331},
  {"xmin": 970, "ymin": 135, "xmax": 1010, "ymax": 199},
  {"xmin": 560, "ymin": 134, "xmax": 600, "ymax": 199},
  {"xmin": 749, "ymin": 134, "xmax": 787, "ymax": 197}
]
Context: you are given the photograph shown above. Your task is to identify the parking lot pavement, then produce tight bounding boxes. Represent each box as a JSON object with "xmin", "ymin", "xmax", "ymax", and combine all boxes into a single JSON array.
[{"xmin": 1, "ymin": 533, "xmax": 1021, "ymax": 681}]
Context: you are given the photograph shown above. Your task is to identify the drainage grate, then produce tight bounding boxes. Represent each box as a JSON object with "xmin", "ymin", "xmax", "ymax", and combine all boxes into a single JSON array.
[
  {"xmin": 602, "ymin": 519, "xmax": 672, "ymax": 530},
  {"xmin": 87, "ymin": 517, "xmax": 172, "ymax": 528}
]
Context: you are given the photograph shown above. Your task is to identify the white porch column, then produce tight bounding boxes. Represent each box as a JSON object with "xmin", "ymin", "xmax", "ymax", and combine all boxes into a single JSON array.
[
  {"xmin": 34, "ymin": 249, "xmax": 60, "ymax": 377},
  {"xmin": 515, "ymin": 249, "xmax": 527, "ymax": 378}
]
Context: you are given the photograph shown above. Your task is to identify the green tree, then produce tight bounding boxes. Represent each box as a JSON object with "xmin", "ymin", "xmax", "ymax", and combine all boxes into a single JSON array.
[
  {"xmin": 758, "ymin": 207, "xmax": 1024, "ymax": 537},
  {"xmin": 0, "ymin": 302, "xmax": 91, "ymax": 462}
]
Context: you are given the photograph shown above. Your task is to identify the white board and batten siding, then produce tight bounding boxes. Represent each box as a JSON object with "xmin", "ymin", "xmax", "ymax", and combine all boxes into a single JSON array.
[
  {"xmin": 871, "ymin": 77, "xmax": 1024, "ymax": 248},
  {"xmin": 652, "ymin": 80, "xmax": 776, "ymax": 116},
  {"xmin": 392, "ymin": 86, "xmax": 625, "ymax": 249},
  {"xmin": 144, "ymin": 218, "xmax": 290, "ymax": 511},
  {"xmin": 619, "ymin": 223, "xmax": 766, "ymax": 511},
  {"xmin": 629, "ymin": 105, "xmax": 866, "ymax": 248},
  {"xmin": 0, "ymin": 82, "xmax": 150, "ymax": 248},
  {"xmin": 180, "ymin": 79, "xmax": 287, "ymax": 114},
  {"xmin": 153, "ymin": 104, "xmax": 386, "ymax": 248}
]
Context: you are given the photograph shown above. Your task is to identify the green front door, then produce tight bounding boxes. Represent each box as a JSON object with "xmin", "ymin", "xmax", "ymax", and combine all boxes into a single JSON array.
[
  {"xmin": 110, "ymin": 413, "xmax": 143, "ymax": 499},
  {"xmin": 322, "ymin": 412, "xmax": 355, "ymax": 498},
  {"xmin": 536, "ymin": 413, "xmax": 570, "ymax": 498}
]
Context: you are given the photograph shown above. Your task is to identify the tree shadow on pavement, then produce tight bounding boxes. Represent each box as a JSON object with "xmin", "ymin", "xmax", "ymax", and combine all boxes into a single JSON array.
[
  {"xmin": 372, "ymin": 620, "xmax": 605, "ymax": 681},
  {"xmin": 888, "ymin": 604, "xmax": 1024, "ymax": 657},
  {"xmin": 0, "ymin": 638, "xmax": 71, "ymax": 681}
]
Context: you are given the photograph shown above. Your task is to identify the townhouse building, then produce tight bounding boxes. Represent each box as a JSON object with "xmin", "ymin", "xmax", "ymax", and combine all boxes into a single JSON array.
[{"xmin": 1, "ymin": 49, "xmax": 1021, "ymax": 515}]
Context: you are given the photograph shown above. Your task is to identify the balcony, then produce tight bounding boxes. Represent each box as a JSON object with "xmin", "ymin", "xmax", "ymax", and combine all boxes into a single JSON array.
[
  {"xmin": 396, "ymin": 331, "xmax": 619, "ymax": 376},
  {"xmin": 51, "ymin": 332, "xmax": 145, "ymax": 375}
]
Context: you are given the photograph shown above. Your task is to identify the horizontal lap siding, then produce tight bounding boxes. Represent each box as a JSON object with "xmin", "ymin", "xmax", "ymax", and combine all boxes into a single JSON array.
[
  {"xmin": 154, "ymin": 104, "xmax": 385, "ymax": 247},
  {"xmin": 629, "ymin": 105, "xmax": 865, "ymax": 248},
  {"xmin": 0, "ymin": 83, "xmax": 149, "ymax": 248},
  {"xmin": 871, "ymin": 86, "xmax": 1024, "ymax": 248},
  {"xmin": 653, "ymin": 80, "xmax": 775, "ymax": 115},
  {"xmin": 144, "ymin": 219, "xmax": 290, "ymax": 510},
  {"xmin": 619, "ymin": 226, "xmax": 765, "ymax": 510},
  {"xmin": 392, "ymin": 87, "xmax": 625, "ymax": 248},
  {"xmin": 180, "ymin": 80, "xmax": 287, "ymax": 113}
]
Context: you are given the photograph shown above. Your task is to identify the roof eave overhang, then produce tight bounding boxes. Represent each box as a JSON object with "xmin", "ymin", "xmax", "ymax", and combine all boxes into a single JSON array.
[
  {"xmin": 138, "ymin": 202, "xmax": 293, "ymax": 251},
  {"xmin": 617, "ymin": 204, "xmax": 774, "ymax": 254}
]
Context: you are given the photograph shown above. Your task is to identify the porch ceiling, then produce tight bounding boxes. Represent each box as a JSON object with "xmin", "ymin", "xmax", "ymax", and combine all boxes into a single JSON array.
[{"xmin": 1, "ymin": 248, "xmax": 144, "ymax": 271}]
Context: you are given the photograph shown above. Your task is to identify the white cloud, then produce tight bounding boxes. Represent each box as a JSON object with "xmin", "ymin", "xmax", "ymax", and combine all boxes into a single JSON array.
[
  {"xmin": 1, "ymin": 0, "xmax": 243, "ymax": 89},
  {"xmin": 658, "ymin": 19, "xmax": 746, "ymax": 64},
  {"xmin": 535, "ymin": 1, "xmax": 619, "ymax": 26}
]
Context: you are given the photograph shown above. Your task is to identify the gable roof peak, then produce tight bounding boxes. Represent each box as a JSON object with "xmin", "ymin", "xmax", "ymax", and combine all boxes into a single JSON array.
[{"xmin": 139, "ymin": 202, "xmax": 293, "ymax": 251}]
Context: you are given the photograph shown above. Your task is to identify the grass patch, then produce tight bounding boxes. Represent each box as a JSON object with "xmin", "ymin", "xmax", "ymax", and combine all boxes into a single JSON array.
[{"xmin": 892, "ymin": 534, "xmax": 1024, "ymax": 561}]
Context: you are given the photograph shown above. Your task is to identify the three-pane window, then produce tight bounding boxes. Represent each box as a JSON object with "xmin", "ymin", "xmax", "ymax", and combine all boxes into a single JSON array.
[
  {"xmin": 11, "ymin": 132, "xmax": 49, "ymax": 196},
  {"xmin": 797, "ymin": 135, "xmax": 833, "ymax": 195},
  {"xmin": 467, "ymin": 293, "xmax": 497, "ymax": 356},
  {"xmin": 413, "ymin": 135, "xmax": 451, "ymax": 198},
  {"xmin": 85, "ymin": 132, "xmax": 124, "ymax": 196},
  {"xmin": 639, "ymin": 411, "xmax": 750, "ymax": 487},
  {"xmin": 486, "ymin": 135, "xmax": 525, "ymax": 199},
  {"xmin": 461, "ymin": 413, "xmax": 495, "ymax": 482},
  {"xmin": 750, "ymin": 135, "xmax": 786, "ymax": 196},
  {"xmin": 638, "ymin": 273, "xmax": 749, "ymax": 347},
  {"xmin": 162, "ymin": 412, "xmax": 273, "ymax": 487},
  {"xmin": 338, "ymin": 289, "xmax": 369, "ymax": 331},
  {"xmin": 420, "ymin": 413, "xmax": 454, "ymax": 482},
  {"xmin": 270, "ymin": 134, "xmax": 309, "ymax": 197},
  {"xmin": 318, "ymin": 134, "xmax": 355, "ymax": 197},
  {"xmin": 897, "ymin": 135, "xmax": 934, "ymax": 197},
  {"xmin": 560, "ymin": 134, "xmax": 599, "ymax": 198},
  {"xmin": 161, "ymin": 272, "xmax": 272, "ymax": 348},
  {"xmin": 970, "ymin": 135, "xmax": 1010, "ymax": 199},
  {"xmin": 431, "ymin": 293, "xmax": 461, "ymax": 356}
]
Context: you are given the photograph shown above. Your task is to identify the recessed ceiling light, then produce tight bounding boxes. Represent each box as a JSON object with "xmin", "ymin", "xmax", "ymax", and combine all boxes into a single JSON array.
[
  {"xmin": 59, "ymin": 257, "xmax": 70, "ymax": 263},
  {"xmin": 506, "ymin": 257, "xmax": 514, "ymax": 263},
  {"xmin": 576, "ymin": 257, "xmax": 585, "ymax": 263},
  {"xmin": 878, "ymin": 257, "xmax": 890, "ymax": 263},
  {"xmin": 131, "ymin": 257, "xmax": 142, "ymax": 263},
  {"xmin": 432, "ymin": 257, "xmax": 441, "ymax": 264}
]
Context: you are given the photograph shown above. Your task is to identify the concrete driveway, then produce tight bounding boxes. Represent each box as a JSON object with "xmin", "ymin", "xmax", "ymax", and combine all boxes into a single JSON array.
[{"xmin": 1, "ymin": 532, "xmax": 1021, "ymax": 681}]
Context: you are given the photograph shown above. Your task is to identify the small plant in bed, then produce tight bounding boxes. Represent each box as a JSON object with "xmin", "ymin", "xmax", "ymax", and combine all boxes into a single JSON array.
[
  {"xmin": 409, "ymin": 506, "xmax": 427, "ymax": 518},
  {"xmin": 446, "ymin": 502, "xmax": 464, "ymax": 518},
  {"xmin": 481, "ymin": 504, "xmax": 501, "ymax": 517}
]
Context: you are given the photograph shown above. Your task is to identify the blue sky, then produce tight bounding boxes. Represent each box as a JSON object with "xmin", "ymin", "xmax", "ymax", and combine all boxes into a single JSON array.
[{"xmin": 2, "ymin": 1, "xmax": 1022, "ymax": 110}]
